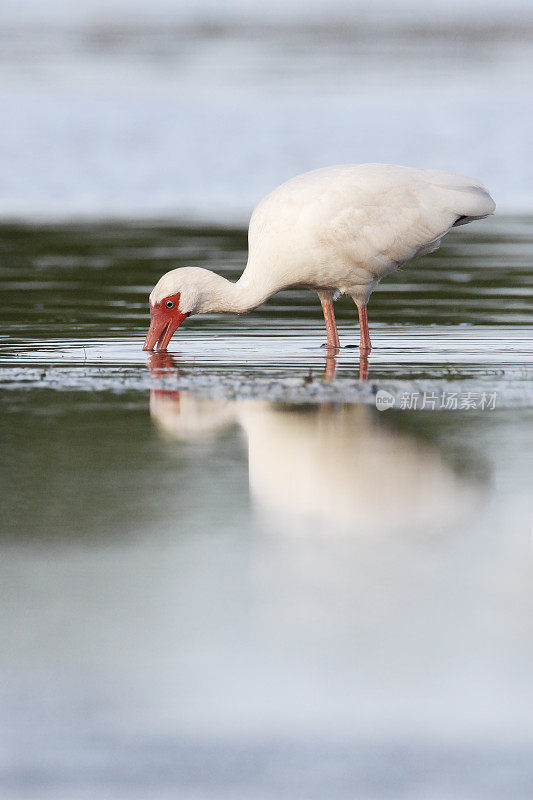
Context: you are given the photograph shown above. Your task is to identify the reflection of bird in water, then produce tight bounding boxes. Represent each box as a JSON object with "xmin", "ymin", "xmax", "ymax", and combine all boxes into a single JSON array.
[
  {"xmin": 143, "ymin": 164, "xmax": 494, "ymax": 354},
  {"xmin": 148, "ymin": 359, "xmax": 482, "ymax": 535},
  {"xmin": 324, "ymin": 350, "xmax": 368, "ymax": 381}
]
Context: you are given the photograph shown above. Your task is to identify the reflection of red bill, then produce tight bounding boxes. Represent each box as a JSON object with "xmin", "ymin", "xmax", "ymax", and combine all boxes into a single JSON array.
[
  {"xmin": 147, "ymin": 352, "xmax": 181, "ymax": 407},
  {"xmin": 146, "ymin": 352, "xmax": 177, "ymax": 374}
]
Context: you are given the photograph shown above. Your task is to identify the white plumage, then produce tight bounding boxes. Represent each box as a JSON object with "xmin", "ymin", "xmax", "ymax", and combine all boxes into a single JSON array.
[{"xmin": 144, "ymin": 164, "xmax": 495, "ymax": 352}]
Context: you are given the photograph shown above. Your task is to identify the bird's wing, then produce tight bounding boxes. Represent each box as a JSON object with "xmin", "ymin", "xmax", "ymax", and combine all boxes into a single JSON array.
[
  {"xmin": 245, "ymin": 165, "xmax": 495, "ymax": 289},
  {"xmin": 315, "ymin": 167, "xmax": 495, "ymax": 273}
]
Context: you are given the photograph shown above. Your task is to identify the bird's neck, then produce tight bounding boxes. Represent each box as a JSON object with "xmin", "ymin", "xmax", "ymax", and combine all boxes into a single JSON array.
[{"xmin": 196, "ymin": 270, "xmax": 276, "ymax": 315}]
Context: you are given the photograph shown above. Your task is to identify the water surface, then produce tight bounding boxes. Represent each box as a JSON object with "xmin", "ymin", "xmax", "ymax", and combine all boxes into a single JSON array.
[
  {"xmin": 1, "ymin": 216, "xmax": 531, "ymax": 392},
  {"xmin": 1, "ymin": 217, "xmax": 533, "ymax": 799}
]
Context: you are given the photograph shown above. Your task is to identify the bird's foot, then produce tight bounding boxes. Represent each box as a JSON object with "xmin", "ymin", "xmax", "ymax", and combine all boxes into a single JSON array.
[{"xmin": 342, "ymin": 344, "xmax": 372, "ymax": 354}]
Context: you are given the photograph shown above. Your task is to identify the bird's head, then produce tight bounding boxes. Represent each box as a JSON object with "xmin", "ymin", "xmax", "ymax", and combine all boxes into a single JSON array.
[{"xmin": 143, "ymin": 267, "xmax": 214, "ymax": 351}]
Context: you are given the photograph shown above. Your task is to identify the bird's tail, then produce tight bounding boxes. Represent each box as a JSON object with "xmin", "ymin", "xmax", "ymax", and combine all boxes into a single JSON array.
[{"xmin": 427, "ymin": 172, "xmax": 496, "ymax": 223}]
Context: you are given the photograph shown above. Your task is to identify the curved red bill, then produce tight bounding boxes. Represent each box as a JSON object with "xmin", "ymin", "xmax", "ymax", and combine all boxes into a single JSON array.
[{"xmin": 143, "ymin": 300, "xmax": 189, "ymax": 351}]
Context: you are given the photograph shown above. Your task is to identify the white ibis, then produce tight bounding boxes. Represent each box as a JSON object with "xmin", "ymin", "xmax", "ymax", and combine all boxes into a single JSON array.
[{"xmin": 143, "ymin": 164, "xmax": 495, "ymax": 352}]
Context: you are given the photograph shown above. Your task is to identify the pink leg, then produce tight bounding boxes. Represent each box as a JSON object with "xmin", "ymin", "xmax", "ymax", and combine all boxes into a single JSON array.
[
  {"xmin": 358, "ymin": 304, "xmax": 372, "ymax": 353},
  {"xmin": 317, "ymin": 290, "xmax": 340, "ymax": 349}
]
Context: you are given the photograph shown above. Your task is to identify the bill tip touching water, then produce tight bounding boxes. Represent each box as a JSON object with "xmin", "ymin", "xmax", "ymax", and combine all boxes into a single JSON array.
[{"xmin": 143, "ymin": 163, "xmax": 495, "ymax": 354}]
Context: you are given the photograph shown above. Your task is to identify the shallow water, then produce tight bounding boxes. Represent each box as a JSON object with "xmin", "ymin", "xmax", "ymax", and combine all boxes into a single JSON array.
[{"xmin": 1, "ymin": 217, "xmax": 533, "ymax": 799}]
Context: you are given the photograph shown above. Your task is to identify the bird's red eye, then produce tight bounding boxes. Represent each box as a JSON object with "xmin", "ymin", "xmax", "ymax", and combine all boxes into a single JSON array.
[{"xmin": 165, "ymin": 300, "xmax": 175, "ymax": 309}]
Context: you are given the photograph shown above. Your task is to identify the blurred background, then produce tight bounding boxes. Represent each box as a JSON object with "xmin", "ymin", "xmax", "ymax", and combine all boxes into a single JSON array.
[{"xmin": 0, "ymin": 0, "xmax": 532, "ymax": 222}]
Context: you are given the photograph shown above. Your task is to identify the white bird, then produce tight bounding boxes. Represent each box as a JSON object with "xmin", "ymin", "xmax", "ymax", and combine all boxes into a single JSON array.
[{"xmin": 143, "ymin": 164, "xmax": 495, "ymax": 352}]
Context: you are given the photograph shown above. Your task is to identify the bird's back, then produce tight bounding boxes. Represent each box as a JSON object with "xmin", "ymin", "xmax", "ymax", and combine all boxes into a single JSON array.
[{"xmin": 243, "ymin": 164, "xmax": 495, "ymax": 302}]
